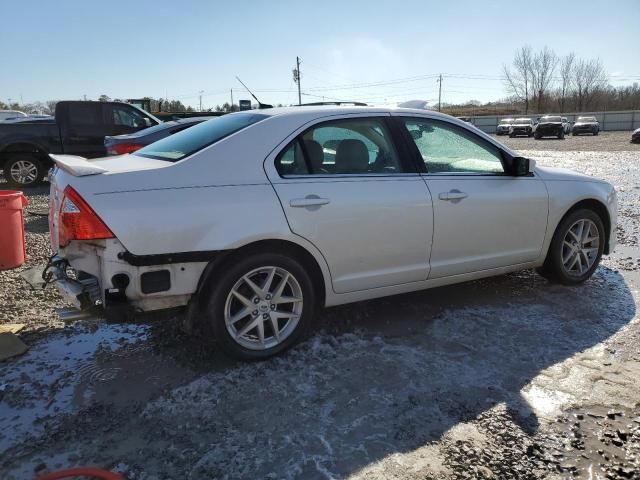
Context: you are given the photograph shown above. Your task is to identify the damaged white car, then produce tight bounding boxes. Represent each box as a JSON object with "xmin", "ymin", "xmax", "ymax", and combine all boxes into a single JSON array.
[{"xmin": 43, "ymin": 106, "xmax": 617, "ymax": 359}]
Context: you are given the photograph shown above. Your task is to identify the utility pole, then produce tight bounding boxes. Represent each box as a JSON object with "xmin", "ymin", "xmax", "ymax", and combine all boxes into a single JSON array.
[
  {"xmin": 293, "ymin": 56, "xmax": 302, "ymax": 106},
  {"xmin": 83, "ymin": 94, "xmax": 87, "ymax": 101},
  {"xmin": 230, "ymin": 88, "xmax": 234, "ymax": 111},
  {"xmin": 199, "ymin": 90, "xmax": 204, "ymax": 112},
  {"xmin": 437, "ymin": 74, "xmax": 442, "ymax": 112}
]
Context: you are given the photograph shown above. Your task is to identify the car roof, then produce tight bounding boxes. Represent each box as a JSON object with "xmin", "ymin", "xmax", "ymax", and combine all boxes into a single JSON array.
[{"xmin": 239, "ymin": 105, "xmax": 468, "ymax": 122}]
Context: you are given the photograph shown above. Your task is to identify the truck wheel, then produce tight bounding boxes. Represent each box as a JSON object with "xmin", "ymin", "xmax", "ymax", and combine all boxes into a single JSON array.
[
  {"xmin": 594, "ymin": 130, "xmax": 599, "ymax": 136},
  {"xmin": 558, "ymin": 130, "xmax": 565, "ymax": 139},
  {"xmin": 205, "ymin": 252, "xmax": 317, "ymax": 360},
  {"xmin": 3, "ymin": 155, "xmax": 44, "ymax": 188}
]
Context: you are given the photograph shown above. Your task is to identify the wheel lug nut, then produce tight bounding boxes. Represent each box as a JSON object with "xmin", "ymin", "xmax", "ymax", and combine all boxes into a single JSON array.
[
  {"xmin": 262, "ymin": 313, "xmax": 269, "ymax": 319},
  {"xmin": 270, "ymin": 304, "xmax": 275, "ymax": 310},
  {"xmin": 265, "ymin": 294, "xmax": 271, "ymax": 300},
  {"xmin": 252, "ymin": 310, "xmax": 258, "ymax": 316},
  {"xmin": 253, "ymin": 298, "xmax": 259, "ymax": 304}
]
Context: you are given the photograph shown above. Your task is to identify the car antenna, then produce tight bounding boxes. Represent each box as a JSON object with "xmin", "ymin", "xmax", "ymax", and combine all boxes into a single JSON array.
[{"xmin": 235, "ymin": 76, "xmax": 273, "ymax": 109}]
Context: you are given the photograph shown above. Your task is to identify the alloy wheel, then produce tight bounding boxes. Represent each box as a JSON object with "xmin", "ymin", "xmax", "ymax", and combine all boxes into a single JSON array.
[
  {"xmin": 9, "ymin": 159, "xmax": 39, "ymax": 185},
  {"xmin": 561, "ymin": 219, "xmax": 600, "ymax": 276},
  {"xmin": 224, "ymin": 266, "xmax": 304, "ymax": 350}
]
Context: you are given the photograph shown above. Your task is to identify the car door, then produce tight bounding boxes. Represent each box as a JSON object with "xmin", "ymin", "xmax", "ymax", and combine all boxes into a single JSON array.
[
  {"xmin": 396, "ymin": 116, "xmax": 548, "ymax": 279},
  {"xmin": 267, "ymin": 115, "xmax": 434, "ymax": 294}
]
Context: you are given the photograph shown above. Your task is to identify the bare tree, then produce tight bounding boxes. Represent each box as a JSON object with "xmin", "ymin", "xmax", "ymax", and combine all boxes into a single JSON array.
[
  {"xmin": 503, "ymin": 46, "xmax": 533, "ymax": 113},
  {"xmin": 557, "ymin": 53, "xmax": 575, "ymax": 112},
  {"xmin": 530, "ymin": 46, "xmax": 558, "ymax": 112},
  {"xmin": 573, "ymin": 58, "xmax": 607, "ymax": 111}
]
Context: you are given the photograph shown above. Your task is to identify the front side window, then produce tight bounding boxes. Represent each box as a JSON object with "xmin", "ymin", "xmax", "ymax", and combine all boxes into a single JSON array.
[
  {"xmin": 275, "ymin": 118, "xmax": 403, "ymax": 176},
  {"xmin": 105, "ymin": 105, "xmax": 150, "ymax": 128},
  {"xmin": 403, "ymin": 119, "xmax": 505, "ymax": 174},
  {"xmin": 135, "ymin": 112, "xmax": 268, "ymax": 162}
]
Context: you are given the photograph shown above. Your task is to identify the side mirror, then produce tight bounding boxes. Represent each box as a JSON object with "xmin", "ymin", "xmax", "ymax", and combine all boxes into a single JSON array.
[
  {"xmin": 512, "ymin": 156, "xmax": 535, "ymax": 176},
  {"xmin": 142, "ymin": 118, "xmax": 152, "ymax": 128}
]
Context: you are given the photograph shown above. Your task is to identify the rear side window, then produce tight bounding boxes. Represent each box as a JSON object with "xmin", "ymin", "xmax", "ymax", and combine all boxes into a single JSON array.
[
  {"xmin": 275, "ymin": 118, "xmax": 403, "ymax": 176},
  {"xmin": 67, "ymin": 103, "xmax": 102, "ymax": 125},
  {"xmin": 134, "ymin": 113, "xmax": 268, "ymax": 162}
]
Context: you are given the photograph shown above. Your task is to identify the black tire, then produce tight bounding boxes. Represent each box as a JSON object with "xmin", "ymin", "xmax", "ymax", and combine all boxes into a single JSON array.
[
  {"xmin": 594, "ymin": 130, "xmax": 599, "ymax": 136},
  {"xmin": 558, "ymin": 130, "xmax": 565, "ymax": 139},
  {"xmin": 3, "ymin": 154, "xmax": 45, "ymax": 188},
  {"xmin": 509, "ymin": 133, "xmax": 515, "ymax": 138},
  {"xmin": 538, "ymin": 208, "xmax": 605, "ymax": 285},
  {"xmin": 572, "ymin": 132, "xmax": 577, "ymax": 136},
  {"xmin": 528, "ymin": 132, "xmax": 533, "ymax": 137},
  {"xmin": 205, "ymin": 252, "xmax": 317, "ymax": 360},
  {"xmin": 534, "ymin": 133, "xmax": 541, "ymax": 140}
]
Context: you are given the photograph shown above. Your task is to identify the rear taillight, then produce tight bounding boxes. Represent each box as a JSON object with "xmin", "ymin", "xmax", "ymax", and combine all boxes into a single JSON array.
[
  {"xmin": 59, "ymin": 186, "xmax": 114, "ymax": 247},
  {"xmin": 107, "ymin": 143, "xmax": 144, "ymax": 155}
]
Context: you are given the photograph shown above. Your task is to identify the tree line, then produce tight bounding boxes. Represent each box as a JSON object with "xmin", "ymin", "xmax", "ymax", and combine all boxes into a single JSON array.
[{"xmin": 503, "ymin": 46, "xmax": 639, "ymax": 114}]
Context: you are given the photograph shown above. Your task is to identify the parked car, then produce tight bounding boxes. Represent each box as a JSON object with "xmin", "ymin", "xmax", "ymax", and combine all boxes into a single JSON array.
[
  {"xmin": 561, "ymin": 117, "xmax": 571, "ymax": 134},
  {"xmin": 496, "ymin": 118, "xmax": 514, "ymax": 135},
  {"xmin": 0, "ymin": 101, "xmax": 160, "ymax": 187},
  {"xmin": 105, "ymin": 117, "xmax": 215, "ymax": 155},
  {"xmin": 42, "ymin": 106, "xmax": 616, "ymax": 360},
  {"xmin": 632, "ymin": 128, "xmax": 640, "ymax": 144},
  {"xmin": 509, "ymin": 118, "xmax": 534, "ymax": 137},
  {"xmin": 0, "ymin": 110, "xmax": 27, "ymax": 122},
  {"xmin": 534, "ymin": 115, "xmax": 565, "ymax": 139},
  {"xmin": 572, "ymin": 116, "xmax": 600, "ymax": 136}
]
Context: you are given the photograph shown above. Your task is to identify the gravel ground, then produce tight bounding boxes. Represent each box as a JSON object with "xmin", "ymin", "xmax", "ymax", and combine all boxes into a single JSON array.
[{"xmin": 0, "ymin": 140, "xmax": 639, "ymax": 479}]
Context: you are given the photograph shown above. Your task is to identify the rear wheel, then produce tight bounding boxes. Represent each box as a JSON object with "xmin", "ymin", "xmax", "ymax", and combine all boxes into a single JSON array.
[
  {"xmin": 558, "ymin": 130, "xmax": 565, "ymax": 139},
  {"xmin": 3, "ymin": 154, "xmax": 44, "ymax": 188},
  {"xmin": 205, "ymin": 253, "xmax": 316, "ymax": 360},
  {"xmin": 594, "ymin": 130, "xmax": 599, "ymax": 136},
  {"xmin": 538, "ymin": 209, "xmax": 604, "ymax": 285}
]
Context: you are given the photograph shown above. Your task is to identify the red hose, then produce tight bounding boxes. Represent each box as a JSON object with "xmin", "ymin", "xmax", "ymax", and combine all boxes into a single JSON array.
[{"xmin": 36, "ymin": 468, "xmax": 124, "ymax": 480}]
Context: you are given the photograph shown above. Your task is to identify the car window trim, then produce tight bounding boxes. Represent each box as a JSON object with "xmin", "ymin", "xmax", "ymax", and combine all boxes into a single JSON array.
[
  {"xmin": 392, "ymin": 115, "xmax": 516, "ymax": 176},
  {"xmin": 273, "ymin": 115, "xmax": 419, "ymax": 178}
]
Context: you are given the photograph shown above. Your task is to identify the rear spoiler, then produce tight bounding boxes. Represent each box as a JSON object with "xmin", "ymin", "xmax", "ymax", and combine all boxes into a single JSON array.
[{"xmin": 49, "ymin": 154, "xmax": 107, "ymax": 177}]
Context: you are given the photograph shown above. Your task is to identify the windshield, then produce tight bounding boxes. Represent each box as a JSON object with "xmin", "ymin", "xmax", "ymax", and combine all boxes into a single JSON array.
[
  {"xmin": 134, "ymin": 112, "xmax": 268, "ymax": 162},
  {"xmin": 540, "ymin": 116, "xmax": 561, "ymax": 122},
  {"xmin": 578, "ymin": 116, "xmax": 596, "ymax": 122},
  {"xmin": 514, "ymin": 118, "xmax": 531, "ymax": 124}
]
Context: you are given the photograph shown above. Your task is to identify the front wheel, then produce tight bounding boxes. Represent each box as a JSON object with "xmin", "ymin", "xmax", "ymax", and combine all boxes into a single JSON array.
[
  {"xmin": 205, "ymin": 253, "xmax": 316, "ymax": 360},
  {"xmin": 3, "ymin": 155, "xmax": 45, "ymax": 188},
  {"xmin": 558, "ymin": 131, "xmax": 565, "ymax": 139},
  {"xmin": 594, "ymin": 130, "xmax": 599, "ymax": 136},
  {"xmin": 538, "ymin": 209, "xmax": 605, "ymax": 285}
]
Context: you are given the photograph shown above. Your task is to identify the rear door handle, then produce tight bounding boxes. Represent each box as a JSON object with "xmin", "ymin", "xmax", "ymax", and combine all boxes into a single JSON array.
[
  {"xmin": 439, "ymin": 191, "xmax": 468, "ymax": 201},
  {"xmin": 290, "ymin": 196, "xmax": 330, "ymax": 207}
]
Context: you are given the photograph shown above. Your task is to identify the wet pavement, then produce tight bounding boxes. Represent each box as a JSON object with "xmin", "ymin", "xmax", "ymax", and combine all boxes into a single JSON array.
[{"xmin": 0, "ymin": 147, "xmax": 639, "ymax": 479}]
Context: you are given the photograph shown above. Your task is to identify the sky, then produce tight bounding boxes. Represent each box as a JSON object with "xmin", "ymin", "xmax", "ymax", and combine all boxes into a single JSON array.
[{"xmin": 1, "ymin": 0, "xmax": 638, "ymax": 109}]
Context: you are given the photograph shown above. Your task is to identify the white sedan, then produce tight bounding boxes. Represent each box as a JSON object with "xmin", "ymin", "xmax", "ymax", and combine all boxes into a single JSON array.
[{"xmin": 46, "ymin": 106, "xmax": 617, "ymax": 359}]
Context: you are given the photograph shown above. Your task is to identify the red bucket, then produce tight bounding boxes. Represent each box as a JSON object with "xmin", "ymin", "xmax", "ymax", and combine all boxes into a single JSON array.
[{"xmin": 0, "ymin": 190, "xmax": 29, "ymax": 270}]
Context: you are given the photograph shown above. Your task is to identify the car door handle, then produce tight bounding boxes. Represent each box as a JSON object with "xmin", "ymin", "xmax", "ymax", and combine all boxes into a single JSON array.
[
  {"xmin": 439, "ymin": 191, "xmax": 468, "ymax": 201},
  {"xmin": 289, "ymin": 196, "xmax": 330, "ymax": 207}
]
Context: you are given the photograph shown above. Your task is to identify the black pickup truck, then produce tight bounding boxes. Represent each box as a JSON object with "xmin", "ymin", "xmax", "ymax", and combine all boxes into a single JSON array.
[{"xmin": 0, "ymin": 101, "xmax": 160, "ymax": 187}]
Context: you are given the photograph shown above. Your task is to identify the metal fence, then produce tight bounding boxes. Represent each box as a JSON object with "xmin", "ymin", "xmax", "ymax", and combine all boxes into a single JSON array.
[{"xmin": 468, "ymin": 110, "xmax": 640, "ymax": 134}]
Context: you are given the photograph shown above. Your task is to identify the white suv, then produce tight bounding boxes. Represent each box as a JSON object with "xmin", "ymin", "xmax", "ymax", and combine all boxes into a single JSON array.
[{"xmin": 46, "ymin": 106, "xmax": 616, "ymax": 359}]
